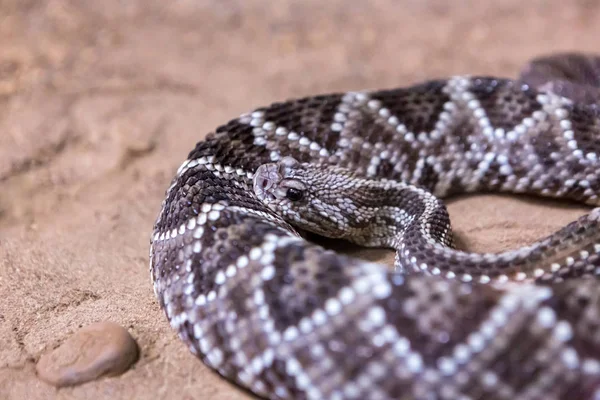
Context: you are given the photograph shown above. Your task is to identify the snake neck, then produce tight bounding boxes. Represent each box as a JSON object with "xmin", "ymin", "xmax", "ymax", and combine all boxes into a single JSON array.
[
  {"xmin": 340, "ymin": 177, "xmax": 600, "ymax": 285},
  {"xmin": 323, "ymin": 178, "xmax": 452, "ymax": 249}
]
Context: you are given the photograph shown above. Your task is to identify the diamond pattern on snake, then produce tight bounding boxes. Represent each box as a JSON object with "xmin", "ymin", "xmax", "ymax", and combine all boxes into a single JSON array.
[{"xmin": 150, "ymin": 54, "xmax": 600, "ymax": 399}]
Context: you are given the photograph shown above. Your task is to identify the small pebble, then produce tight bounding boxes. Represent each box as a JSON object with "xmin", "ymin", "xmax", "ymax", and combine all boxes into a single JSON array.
[{"xmin": 36, "ymin": 321, "xmax": 139, "ymax": 387}]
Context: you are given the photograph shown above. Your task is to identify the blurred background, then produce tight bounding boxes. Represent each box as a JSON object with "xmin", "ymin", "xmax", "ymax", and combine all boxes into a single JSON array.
[{"xmin": 1, "ymin": 1, "xmax": 598, "ymax": 399}]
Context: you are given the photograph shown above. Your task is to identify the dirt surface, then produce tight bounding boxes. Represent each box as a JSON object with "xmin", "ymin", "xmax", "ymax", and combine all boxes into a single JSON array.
[{"xmin": 1, "ymin": 1, "xmax": 598, "ymax": 399}]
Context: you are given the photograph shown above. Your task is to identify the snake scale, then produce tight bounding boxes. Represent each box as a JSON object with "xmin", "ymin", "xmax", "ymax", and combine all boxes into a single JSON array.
[{"xmin": 149, "ymin": 54, "xmax": 600, "ymax": 399}]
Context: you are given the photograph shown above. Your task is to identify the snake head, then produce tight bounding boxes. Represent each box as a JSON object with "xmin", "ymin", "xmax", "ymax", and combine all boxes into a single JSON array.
[
  {"xmin": 253, "ymin": 157, "xmax": 308, "ymax": 203},
  {"xmin": 253, "ymin": 157, "xmax": 359, "ymax": 238}
]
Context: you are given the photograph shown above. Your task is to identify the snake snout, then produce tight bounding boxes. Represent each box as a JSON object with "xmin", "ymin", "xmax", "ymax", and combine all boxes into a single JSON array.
[{"xmin": 253, "ymin": 163, "xmax": 283, "ymax": 202}]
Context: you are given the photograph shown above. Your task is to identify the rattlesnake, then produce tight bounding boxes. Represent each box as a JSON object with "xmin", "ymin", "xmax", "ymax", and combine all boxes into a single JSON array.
[{"xmin": 149, "ymin": 54, "xmax": 600, "ymax": 399}]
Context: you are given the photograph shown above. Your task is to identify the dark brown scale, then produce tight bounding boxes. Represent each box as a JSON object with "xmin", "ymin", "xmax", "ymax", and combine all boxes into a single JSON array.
[
  {"xmin": 319, "ymin": 331, "xmax": 375, "ymax": 380},
  {"xmin": 210, "ymin": 320, "xmax": 244, "ymax": 378},
  {"xmin": 226, "ymin": 280, "xmax": 254, "ymax": 321},
  {"xmin": 412, "ymin": 159, "xmax": 440, "ymax": 191},
  {"xmin": 383, "ymin": 381, "xmax": 419, "ymax": 399},
  {"xmin": 376, "ymin": 158, "xmax": 395, "ymax": 177},
  {"xmin": 255, "ymin": 359, "xmax": 308, "ymax": 400},
  {"xmin": 376, "ymin": 277, "xmax": 500, "ymax": 366},
  {"xmin": 261, "ymin": 93, "xmax": 344, "ymax": 152},
  {"xmin": 347, "ymin": 107, "xmax": 397, "ymax": 146},
  {"xmin": 472, "ymin": 80, "xmax": 543, "ymax": 131},
  {"xmin": 569, "ymin": 106, "xmax": 600, "ymax": 157},
  {"xmin": 262, "ymin": 246, "xmax": 353, "ymax": 332},
  {"xmin": 489, "ymin": 321, "xmax": 551, "ymax": 393},
  {"xmin": 479, "ymin": 163, "xmax": 509, "ymax": 191},
  {"xmin": 529, "ymin": 133, "xmax": 563, "ymax": 168},
  {"xmin": 537, "ymin": 281, "xmax": 600, "ymax": 364},
  {"xmin": 370, "ymin": 80, "xmax": 450, "ymax": 136},
  {"xmin": 190, "ymin": 218, "xmax": 274, "ymax": 296}
]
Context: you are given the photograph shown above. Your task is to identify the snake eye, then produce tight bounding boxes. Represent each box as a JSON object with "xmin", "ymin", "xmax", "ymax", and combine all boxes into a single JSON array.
[{"xmin": 285, "ymin": 187, "xmax": 304, "ymax": 201}]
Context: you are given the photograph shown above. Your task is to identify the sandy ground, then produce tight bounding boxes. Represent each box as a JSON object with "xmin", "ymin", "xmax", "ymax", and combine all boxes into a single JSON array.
[{"xmin": 1, "ymin": 1, "xmax": 599, "ymax": 399}]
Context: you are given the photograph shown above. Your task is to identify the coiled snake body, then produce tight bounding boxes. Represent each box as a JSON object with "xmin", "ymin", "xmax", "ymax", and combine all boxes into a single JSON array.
[{"xmin": 150, "ymin": 54, "xmax": 600, "ymax": 399}]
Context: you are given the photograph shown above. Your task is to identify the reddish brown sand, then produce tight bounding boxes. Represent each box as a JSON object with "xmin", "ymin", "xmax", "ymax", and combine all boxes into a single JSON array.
[{"xmin": 1, "ymin": 1, "xmax": 599, "ymax": 399}]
